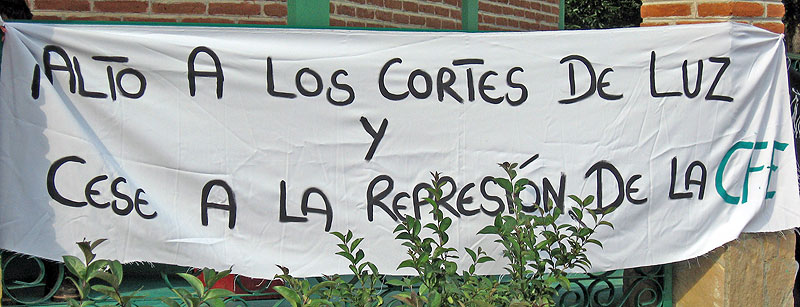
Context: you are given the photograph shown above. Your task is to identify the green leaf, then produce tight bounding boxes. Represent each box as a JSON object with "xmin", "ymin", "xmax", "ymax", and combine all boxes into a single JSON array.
[
  {"xmin": 62, "ymin": 255, "xmax": 86, "ymax": 278},
  {"xmin": 441, "ymin": 217, "xmax": 452, "ymax": 232},
  {"xmin": 91, "ymin": 271, "xmax": 120, "ymax": 288},
  {"xmin": 397, "ymin": 259, "xmax": 416, "ymax": 270},
  {"xmin": 385, "ymin": 279, "xmax": 407, "ymax": 287},
  {"xmin": 350, "ymin": 237, "xmax": 364, "ymax": 251},
  {"xmin": 599, "ymin": 220, "xmax": 614, "ymax": 229},
  {"xmin": 204, "ymin": 288, "xmax": 234, "ymax": 301},
  {"xmin": 355, "ymin": 249, "xmax": 365, "ymax": 264},
  {"xmin": 273, "ymin": 286, "xmax": 301, "ymax": 307},
  {"xmin": 583, "ymin": 195, "xmax": 595, "ymax": 206},
  {"xmin": 568, "ymin": 195, "xmax": 582, "ymax": 205},
  {"xmin": 477, "ymin": 225, "xmax": 497, "ymax": 235},
  {"xmin": 91, "ymin": 284, "xmax": 120, "ymax": 301},
  {"xmin": 309, "ymin": 280, "xmax": 337, "ymax": 295},
  {"xmin": 587, "ymin": 239, "xmax": 603, "ymax": 248},
  {"xmin": 331, "ymin": 231, "xmax": 345, "ymax": 242},
  {"xmin": 336, "ymin": 251, "xmax": 355, "ymax": 263},
  {"xmin": 494, "ymin": 178, "xmax": 513, "ymax": 193},
  {"xmin": 465, "ymin": 248, "xmax": 477, "ymax": 262},
  {"xmin": 345, "ymin": 230, "xmax": 353, "ymax": 242},
  {"xmin": 177, "ymin": 273, "xmax": 205, "ymax": 296}
]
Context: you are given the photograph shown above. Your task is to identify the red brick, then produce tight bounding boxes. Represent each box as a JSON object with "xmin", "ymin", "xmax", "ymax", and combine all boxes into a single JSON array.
[
  {"xmin": 32, "ymin": 14, "xmax": 63, "ymax": 20},
  {"xmin": 336, "ymin": 4, "xmax": 356, "ymax": 16},
  {"xmin": 330, "ymin": 17, "xmax": 346, "ymax": 26},
  {"xmin": 356, "ymin": 7, "xmax": 375, "ymax": 18},
  {"xmin": 125, "ymin": 16, "xmax": 178, "ymax": 22},
  {"xmin": 529, "ymin": 2, "xmax": 541, "ymax": 11},
  {"xmin": 419, "ymin": 4, "xmax": 435, "ymax": 14},
  {"xmin": 237, "ymin": 19, "xmax": 286, "ymax": 25},
  {"xmin": 640, "ymin": 21, "xmax": 671, "ymax": 27},
  {"xmin": 376, "ymin": 10, "xmax": 393, "ymax": 21},
  {"xmin": 754, "ymin": 21, "xmax": 784, "ymax": 33},
  {"xmin": 347, "ymin": 0, "xmax": 367, "ymax": 4},
  {"xmin": 208, "ymin": 2, "xmax": 261, "ymax": 16},
  {"xmin": 434, "ymin": 6, "xmax": 449, "ymax": 17},
  {"xmin": 367, "ymin": 0, "xmax": 384, "ymax": 6},
  {"xmin": 641, "ymin": 3, "xmax": 691, "ymax": 18},
  {"xmin": 385, "ymin": 0, "xmax": 402, "ymax": 10},
  {"xmin": 425, "ymin": 16, "xmax": 441, "ymax": 27},
  {"xmin": 35, "ymin": 0, "xmax": 90, "ymax": 11},
  {"xmin": 181, "ymin": 17, "xmax": 235, "ymax": 24},
  {"xmin": 409, "ymin": 14, "xmax": 425, "ymax": 25},
  {"xmin": 675, "ymin": 20, "xmax": 723, "ymax": 25},
  {"xmin": 481, "ymin": 14, "xmax": 495, "ymax": 24},
  {"xmin": 403, "ymin": 1, "xmax": 419, "ymax": 12},
  {"xmin": 366, "ymin": 22, "xmax": 384, "ymax": 28},
  {"xmin": 152, "ymin": 2, "xmax": 206, "ymax": 15},
  {"xmin": 94, "ymin": 1, "xmax": 148, "ymax": 13},
  {"xmin": 71, "ymin": 15, "xmax": 124, "ymax": 21},
  {"xmin": 346, "ymin": 20, "xmax": 366, "ymax": 27},
  {"xmin": 442, "ymin": 0, "xmax": 459, "ymax": 7},
  {"xmin": 442, "ymin": 19, "xmax": 458, "ymax": 29},
  {"xmin": 264, "ymin": 3, "xmax": 287, "ymax": 17},
  {"xmin": 766, "ymin": 3, "xmax": 784, "ymax": 18},
  {"xmin": 393, "ymin": 13, "xmax": 409, "ymax": 23},
  {"xmin": 698, "ymin": 1, "xmax": 763, "ymax": 17}
]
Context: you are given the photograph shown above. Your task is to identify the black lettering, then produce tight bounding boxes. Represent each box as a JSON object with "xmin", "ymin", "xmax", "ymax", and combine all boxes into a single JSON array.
[
  {"xmin": 457, "ymin": 182, "xmax": 479, "ymax": 216},
  {"xmin": 669, "ymin": 157, "xmax": 692, "ymax": 199},
  {"xmin": 597, "ymin": 68, "xmax": 622, "ymax": 100},
  {"xmin": 585, "ymin": 161, "xmax": 624, "ymax": 214},
  {"xmin": 134, "ymin": 188, "xmax": 157, "ymax": 219},
  {"xmin": 279, "ymin": 180, "xmax": 307, "ymax": 223},
  {"xmin": 106, "ymin": 66, "xmax": 117, "ymax": 101},
  {"xmin": 505, "ymin": 67, "xmax": 527, "ymax": 106},
  {"xmin": 301, "ymin": 188, "xmax": 333, "ymax": 232},
  {"xmin": 686, "ymin": 161, "xmax": 707, "ymax": 200},
  {"xmin": 43, "ymin": 45, "xmax": 76, "ymax": 93},
  {"xmin": 31, "ymin": 64, "xmax": 40, "ymax": 99},
  {"xmin": 378, "ymin": 58, "xmax": 408, "ymax": 100},
  {"xmin": 625, "ymin": 174, "xmax": 647, "ymax": 204},
  {"xmin": 201, "ymin": 179, "xmax": 236, "ymax": 229},
  {"xmin": 111, "ymin": 177, "xmax": 134, "ymax": 216},
  {"xmin": 266, "ymin": 57, "xmax": 295, "ymax": 98},
  {"xmin": 188, "ymin": 46, "xmax": 224, "ymax": 99},
  {"xmin": 437, "ymin": 67, "xmax": 463, "ymax": 103},
  {"xmin": 115, "ymin": 68, "xmax": 146, "ymax": 99},
  {"xmin": 73, "ymin": 57, "xmax": 107, "ymax": 98},
  {"xmin": 408, "ymin": 69, "xmax": 432, "ymax": 99},
  {"xmin": 392, "ymin": 192, "xmax": 410, "ymax": 221},
  {"xmin": 706, "ymin": 57, "xmax": 733, "ymax": 102},
  {"xmin": 479, "ymin": 71, "xmax": 503, "ymax": 104},
  {"xmin": 682, "ymin": 60, "xmax": 703, "ymax": 98},
  {"xmin": 360, "ymin": 117, "xmax": 388, "ymax": 161},
  {"xmin": 326, "ymin": 69, "xmax": 354, "ymax": 106},
  {"xmin": 559, "ymin": 54, "xmax": 596, "ymax": 104},
  {"xmin": 367, "ymin": 175, "xmax": 396, "ymax": 221},
  {"xmin": 650, "ymin": 51, "xmax": 681, "ymax": 98},
  {"xmin": 542, "ymin": 174, "xmax": 566, "ymax": 212},
  {"xmin": 295, "ymin": 68, "xmax": 323, "ymax": 97},
  {"xmin": 412, "ymin": 182, "xmax": 430, "ymax": 219},
  {"xmin": 47, "ymin": 156, "xmax": 87, "ymax": 207},
  {"xmin": 85, "ymin": 175, "xmax": 110, "ymax": 208},
  {"xmin": 479, "ymin": 176, "xmax": 504, "ymax": 216},
  {"xmin": 437, "ymin": 176, "xmax": 460, "ymax": 217}
]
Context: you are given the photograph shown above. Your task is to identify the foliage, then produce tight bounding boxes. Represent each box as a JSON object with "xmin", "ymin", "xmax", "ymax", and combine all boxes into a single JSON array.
[
  {"xmin": 564, "ymin": 0, "xmax": 641, "ymax": 29},
  {"xmin": 62, "ymin": 238, "xmax": 142, "ymax": 307},
  {"xmin": 389, "ymin": 172, "xmax": 462, "ymax": 306},
  {"xmin": 786, "ymin": 0, "xmax": 799, "ymax": 52},
  {"xmin": 159, "ymin": 268, "xmax": 235, "ymax": 307},
  {"xmin": 271, "ymin": 163, "xmax": 615, "ymax": 307},
  {"xmin": 273, "ymin": 265, "xmax": 337, "ymax": 307},
  {"xmin": 477, "ymin": 162, "xmax": 614, "ymax": 306}
]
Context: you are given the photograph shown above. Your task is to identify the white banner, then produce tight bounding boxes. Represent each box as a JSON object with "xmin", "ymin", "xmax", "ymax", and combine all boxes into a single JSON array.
[{"xmin": 0, "ymin": 22, "xmax": 798, "ymax": 278}]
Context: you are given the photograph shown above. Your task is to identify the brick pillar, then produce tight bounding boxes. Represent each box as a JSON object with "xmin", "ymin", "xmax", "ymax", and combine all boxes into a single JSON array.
[{"xmin": 640, "ymin": 0, "xmax": 785, "ymax": 33}]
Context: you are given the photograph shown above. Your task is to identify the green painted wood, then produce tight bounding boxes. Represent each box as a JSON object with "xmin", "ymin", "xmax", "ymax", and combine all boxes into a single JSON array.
[
  {"xmin": 288, "ymin": 0, "xmax": 330, "ymax": 28},
  {"xmin": 559, "ymin": 0, "xmax": 565, "ymax": 29},
  {"xmin": 461, "ymin": 0, "xmax": 478, "ymax": 32}
]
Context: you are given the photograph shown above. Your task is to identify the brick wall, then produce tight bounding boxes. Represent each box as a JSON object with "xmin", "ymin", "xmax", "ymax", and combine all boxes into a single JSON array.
[
  {"xmin": 24, "ymin": 0, "xmax": 557, "ymax": 31},
  {"xmin": 641, "ymin": 0, "xmax": 785, "ymax": 33}
]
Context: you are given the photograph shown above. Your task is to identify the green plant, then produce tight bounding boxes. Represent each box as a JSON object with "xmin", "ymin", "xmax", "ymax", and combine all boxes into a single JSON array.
[
  {"xmin": 159, "ymin": 268, "xmax": 235, "ymax": 307},
  {"xmin": 327, "ymin": 230, "xmax": 384, "ymax": 306},
  {"xmin": 478, "ymin": 162, "xmax": 614, "ymax": 307},
  {"xmin": 273, "ymin": 265, "xmax": 337, "ymax": 307},
  {"xmin": 62, "ymin": 238, "xmax": 141, "ymax": 307},
  {"xmin": 389, "ymin": 172, "xmax": 470, "ymax": 306}
]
